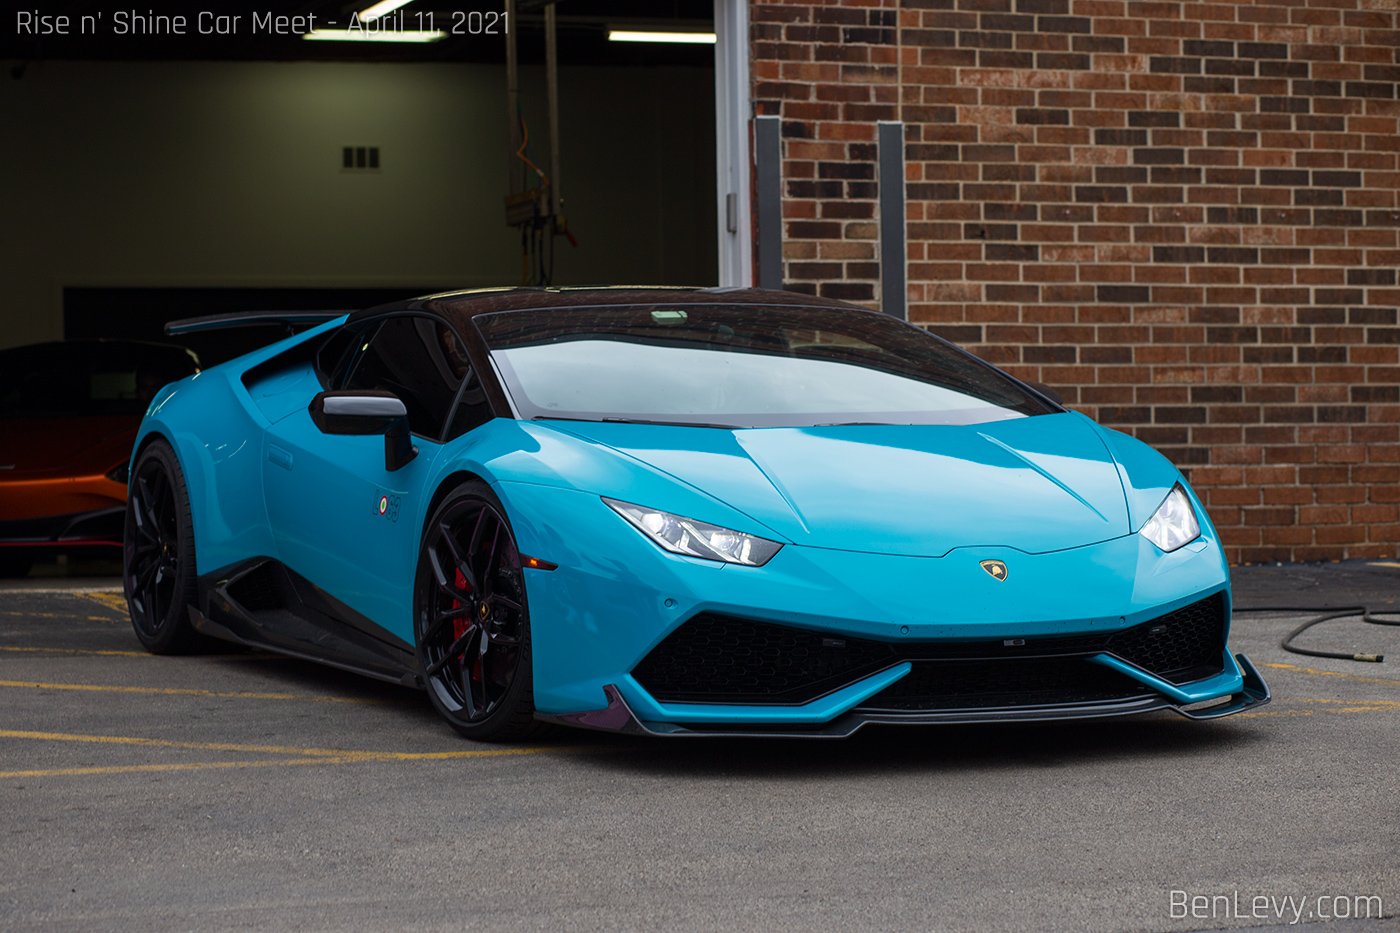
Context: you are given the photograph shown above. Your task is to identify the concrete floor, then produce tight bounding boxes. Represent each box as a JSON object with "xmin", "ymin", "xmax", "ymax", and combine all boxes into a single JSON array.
[{"xmin": 0, "ymin": 562, "xmax": 1397, "ymax": 932}]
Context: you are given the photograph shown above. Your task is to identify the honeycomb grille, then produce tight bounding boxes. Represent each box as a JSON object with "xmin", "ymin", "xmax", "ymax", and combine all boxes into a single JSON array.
[
  {"xmin": 1106, "ymin": 594, "xmax": 1225, "ymax": 684},
  {"xmin": 631, "ymin": 594, "xmax": 1228, "ymax": 706},
  {"xmin": 858, "ymin": 658, "xmax": 1153, "ymax": 711},
  {"xmin": 631, "ymin": 613, "xmax": 896, "ymax": 704}
]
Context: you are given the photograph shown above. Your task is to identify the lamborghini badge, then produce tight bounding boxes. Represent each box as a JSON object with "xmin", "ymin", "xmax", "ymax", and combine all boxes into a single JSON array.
[{"xmin": 980, "ymin": 559, "xmax": 1008, "ymax": 581}]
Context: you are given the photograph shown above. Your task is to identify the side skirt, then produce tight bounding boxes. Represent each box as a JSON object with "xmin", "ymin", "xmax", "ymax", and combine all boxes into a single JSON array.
[{"xmin": 191, "ymin": 557, "xmax": 422, "ymax": 690}]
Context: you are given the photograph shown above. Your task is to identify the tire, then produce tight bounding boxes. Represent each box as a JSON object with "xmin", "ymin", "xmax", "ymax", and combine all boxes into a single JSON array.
[
  {"xmin": 123, "ymin": 439, "xmax": 202, "ymax": 654},
  {"xmin": 414, "ymin": 480, "xmax": 547, "ymax": 741}
]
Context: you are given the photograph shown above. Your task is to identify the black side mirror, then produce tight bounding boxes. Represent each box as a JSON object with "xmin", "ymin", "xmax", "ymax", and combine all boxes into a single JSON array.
[
  {"xmin": 309, "ymin": 391, "xmax": 419, "ymax": 472},
  {"xmin": 1027, "ymin": 381, "xmax": 1064, "ymax": 406}
]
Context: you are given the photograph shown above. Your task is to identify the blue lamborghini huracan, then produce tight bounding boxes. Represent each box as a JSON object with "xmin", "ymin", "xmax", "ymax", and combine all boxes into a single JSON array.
[{"xmin": 123, "ymin": 287, "xmax": 1269, "ymax": 739}]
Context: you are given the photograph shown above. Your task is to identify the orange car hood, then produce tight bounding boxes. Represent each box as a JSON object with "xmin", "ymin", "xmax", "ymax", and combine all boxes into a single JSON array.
[{"xmin": 0, "ymin": 416, "xmax": 138, "ymax": 480}]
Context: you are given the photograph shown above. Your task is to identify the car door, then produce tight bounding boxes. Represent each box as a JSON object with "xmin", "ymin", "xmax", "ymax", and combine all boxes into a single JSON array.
[{"xmin": 261, "ymin": 314, "xmax": 470, "ymax": 644}]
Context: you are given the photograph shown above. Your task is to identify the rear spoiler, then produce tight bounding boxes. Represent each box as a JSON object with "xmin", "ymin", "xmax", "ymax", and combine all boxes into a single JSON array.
[{"xmin": 164, "ymin": 311, "xmax": 349, "ymax": 336}]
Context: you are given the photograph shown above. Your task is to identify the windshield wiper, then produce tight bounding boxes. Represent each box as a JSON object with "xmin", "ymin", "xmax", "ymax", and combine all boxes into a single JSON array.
[
  {"xmin": 531, "ymin": 415, "xmax": 739, "ymax": 429},
  {"xmin": 602, "ymin": 417, "xmax": 740, "ymax": 429}
]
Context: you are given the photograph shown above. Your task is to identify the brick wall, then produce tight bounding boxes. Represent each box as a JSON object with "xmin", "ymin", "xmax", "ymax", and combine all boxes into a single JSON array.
[{"xmin": 751, "ymin": 0, "xmax": 1400, "ymax": 563}]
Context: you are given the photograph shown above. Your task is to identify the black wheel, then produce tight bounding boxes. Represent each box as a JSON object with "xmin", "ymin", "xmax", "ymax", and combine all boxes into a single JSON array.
[
  {"xmin": 123, "ymin": 440, "xmax": 201, "ymax": 654},
  {"xmin": 415, "ymin": 481, "xmax": 545, "ymax": 741}
]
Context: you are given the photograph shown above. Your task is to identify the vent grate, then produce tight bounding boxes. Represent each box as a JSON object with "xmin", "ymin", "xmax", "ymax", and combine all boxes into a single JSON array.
[
  {"xmin": 341, "ymin": 146, "xmax": 381, "ymax": 171},
  {"xmin": 632, "ymin": 594, "xmax": 1227, "ymax": 705}
]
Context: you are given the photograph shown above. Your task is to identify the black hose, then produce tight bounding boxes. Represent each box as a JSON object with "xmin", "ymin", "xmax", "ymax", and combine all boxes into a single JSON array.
[{"xmin": 1233, "ymin": 605, "xmax": 1400, "ymax": 663}]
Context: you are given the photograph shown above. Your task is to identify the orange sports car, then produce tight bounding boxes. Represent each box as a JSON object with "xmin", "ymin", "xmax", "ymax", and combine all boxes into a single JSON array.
[{"xmin": 0, "ymin": 339, "xmax": 200, "ymax": 576}]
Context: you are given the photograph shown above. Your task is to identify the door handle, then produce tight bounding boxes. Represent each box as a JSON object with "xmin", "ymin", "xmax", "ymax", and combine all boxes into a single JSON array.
[{"xmin": 268, "ymin": 445, "xmax": 294, "ymax": 471}]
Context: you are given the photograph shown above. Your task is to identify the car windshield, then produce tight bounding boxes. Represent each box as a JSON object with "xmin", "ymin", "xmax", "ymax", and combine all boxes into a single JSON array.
[
  {"xmin": 0, "ymin": 341, "xmax": 200, "ymax": 418},
  {"xmin": 474, "ymin": 304, "xmax": 1056, "ymax": 428}
]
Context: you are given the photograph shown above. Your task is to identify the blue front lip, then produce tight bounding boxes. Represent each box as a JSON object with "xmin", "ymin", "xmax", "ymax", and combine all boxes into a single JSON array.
[
  {"xmin": 1091, "ymin": 649, "xmax": 1244, "ymax": 704},
  {"xmin": 615, "ymin": 663, "xmax": 915, "ymax": 725}
]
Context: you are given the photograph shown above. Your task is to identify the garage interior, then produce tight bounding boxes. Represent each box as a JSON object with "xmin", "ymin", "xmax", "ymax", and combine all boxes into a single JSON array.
[{"xmin": 1, "ymin": 1, "xmax": 719, "ymax": 363}]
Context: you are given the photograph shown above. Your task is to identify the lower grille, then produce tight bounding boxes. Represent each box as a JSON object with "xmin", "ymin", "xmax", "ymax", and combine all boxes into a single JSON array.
[
  {"xmin": 632, "ymin": 594, "xmax": 1227, "ymax": 705},
  {"xmin": 630, "ymin": 613, "xmax": 896, "ymax": 704},
  {"xmin": 1105, "ymin": 594, "xmax": 1225, "ymax": 684}
]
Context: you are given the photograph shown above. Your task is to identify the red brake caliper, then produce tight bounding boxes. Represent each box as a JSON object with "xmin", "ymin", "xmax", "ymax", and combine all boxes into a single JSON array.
[
  {"xmin": 452, "ymin": 568, "xmax": 470, "ymax": 641},
  {"xmin": 452, "ymin": 567, "xmax": 483, "ymax": 684}
]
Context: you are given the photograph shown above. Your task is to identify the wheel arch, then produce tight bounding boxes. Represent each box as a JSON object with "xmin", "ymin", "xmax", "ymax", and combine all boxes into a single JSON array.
[
  {"xmin": 131, "ymin": 427, "xmax": 174, "ymax": 467},
  {"xmin": 420, "ymin": 469, "xmax": 491, "ymax": 545}
]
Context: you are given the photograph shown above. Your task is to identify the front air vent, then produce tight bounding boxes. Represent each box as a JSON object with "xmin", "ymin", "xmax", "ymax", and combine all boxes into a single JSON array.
[
  {"xmin": 341, "ymin": 146, "xmax": 381, "ymax": 171},
  {"xmin": 631, "ymin": 613, "xmax": 896, "ymax": 705},
  {"xmin": 632, "ymin": 594, "xmax": 1229, "ymax": 706}
]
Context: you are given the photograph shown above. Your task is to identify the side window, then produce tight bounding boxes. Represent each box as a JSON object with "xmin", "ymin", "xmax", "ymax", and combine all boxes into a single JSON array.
[
  {"xmin": 444, "ymin": 368, "xmax": 495, "ymax": 441},
  {"xmin": 342, "ymin": 316, "xmax": 464, "ymax": 439},
  {"xmin": 315, "ymin": 325, "xmax": 360, "ymax": 389}
]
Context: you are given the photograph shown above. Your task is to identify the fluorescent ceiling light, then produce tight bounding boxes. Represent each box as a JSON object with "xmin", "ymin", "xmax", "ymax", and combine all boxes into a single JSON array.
[
  {"xmin": 358, "ymin": 0, "xmax": 414, "ymax": 21},
  {"xmin": 305, "ymin": 28, "xmax": 445, "ymax": 42},
  {"xmin": 608, "ymin": 29, "xmax": 717, "ymax": 44}
]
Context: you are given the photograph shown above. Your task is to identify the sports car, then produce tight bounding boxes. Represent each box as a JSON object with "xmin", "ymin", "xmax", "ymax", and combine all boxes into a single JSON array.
[
  {"xmin": 122, "ymin": 286, "xmax": 1269, "ymax": 739},
  {"xmin": 0, "ymin": 339, "xmax": 200, "ymax": 577}
]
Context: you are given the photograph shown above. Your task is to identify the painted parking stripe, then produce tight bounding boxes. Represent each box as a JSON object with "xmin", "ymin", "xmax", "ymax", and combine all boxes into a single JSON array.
[
  {"xmin": 0, "ymin": 729, "xmax": 576, "ymax": 778},
  {"xmin": 0, "ymin": 728, "xmax": 572, "ymax": 760},
  {"xmin": 0, "ymin": 645, "xmax": 288, "ymax": 661},
  {"xmin": 0, "ymin": 646, "xmax": 153, "ymax": 658},
  {"xmin": 1259, "ymin": 661, "xmax": 1400, "ymax": 689},
  {"xmin": 0, "ymin": 758, "xmax": 362, "ymax": 779},
  {"xmin": 0, "ymin": 678, "xmax": 391, "ymax": 705}
]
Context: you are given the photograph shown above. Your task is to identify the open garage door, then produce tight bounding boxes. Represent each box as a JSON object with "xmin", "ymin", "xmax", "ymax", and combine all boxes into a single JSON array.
[{"xmin": 1, "ymin": 1, "xmax": 719, "ymax": 351}]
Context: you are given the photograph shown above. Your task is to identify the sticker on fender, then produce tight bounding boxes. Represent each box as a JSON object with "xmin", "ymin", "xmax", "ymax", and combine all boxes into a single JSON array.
[{"xmin": 375, "ymin": 490, "xmax": 402, "ymax": 522}]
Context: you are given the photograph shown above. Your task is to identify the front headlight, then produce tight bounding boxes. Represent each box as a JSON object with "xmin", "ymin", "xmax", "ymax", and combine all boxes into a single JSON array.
[
  {"xmin": 1139, "ymin": 483, "xmax": 1200, "ymax": 552},
  {"xmin": 603, "ymin": 498, "xmax": 783, "ymax": 566}
]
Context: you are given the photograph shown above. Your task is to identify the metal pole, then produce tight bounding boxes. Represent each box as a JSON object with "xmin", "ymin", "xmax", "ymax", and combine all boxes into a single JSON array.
[
  {"xmin": 505, "ymin": 0, "xmax": 519, "ymax": 195},
  {"xmin": 713, "ymin": 0, "xmax": 752, "ymax": 287},
  {"xmin": 754, "ymin": 116, "xmax": 782, "ymax": 291},
  {"xmin": 878, "ymin": 121, "xmax": 907, "ymax": 319},
  {"xmin": 545, "ymin": 2, "xmax": 561, "ymax": 217}
]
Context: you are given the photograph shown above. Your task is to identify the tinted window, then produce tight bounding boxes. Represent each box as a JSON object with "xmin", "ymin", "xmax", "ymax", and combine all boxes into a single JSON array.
[
  {"xmin": 444, "ymin": 368, "xmax": 494, "ymax": 441},
  {"xmin": 343, "ymin": 316, "xmax": 465, "ymax": 439},
  {"xmin": 315, "ymin": 325, "xmax": 359, "ymax": 389},
  {"xmin": 0, "ymin": 341, "xmax": 200, "ymax": 417},
  {"xmin": 475, "ymin": 304, "xmax": 1056, "ymax": 428}
]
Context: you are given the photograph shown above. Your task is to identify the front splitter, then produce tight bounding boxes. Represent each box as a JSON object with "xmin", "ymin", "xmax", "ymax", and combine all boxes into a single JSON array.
[{"xmin": 534, "ymin": 653, "xmax": 1271, "ymax": 738}]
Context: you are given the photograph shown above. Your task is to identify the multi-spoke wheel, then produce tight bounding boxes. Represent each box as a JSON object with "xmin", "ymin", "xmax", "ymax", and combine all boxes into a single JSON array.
[
  {"xmin": 123, "ymin": 440, "xmax": 200, "ymax": 654},
  {"xmin": 415, "ymin": 481, "xmax": 545, "ymax": 741}
]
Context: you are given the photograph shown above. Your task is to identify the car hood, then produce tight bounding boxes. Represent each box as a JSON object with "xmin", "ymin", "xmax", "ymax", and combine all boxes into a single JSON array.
[
  {"xmin": 544, "ymin": 412, "xmax": 1132, "ymax": 556},
  {"xmin": 0, "ymin": 416, "xmax": 137, "ymax": 478}
]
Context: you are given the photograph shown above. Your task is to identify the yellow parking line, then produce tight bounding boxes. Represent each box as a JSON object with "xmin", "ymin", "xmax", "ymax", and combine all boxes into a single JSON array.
[
  {"xmin": 0, "ymin": 679, "xmax": 387, "ymax": 705},
  {"xmin": 0, "ymin": 728, "xmax": 570, "ymax": 761},
  {"xmin": 1260, "ymin": 661, "xmax": 1400, "ymax": 689},
  {"xmin": 0, "ymin": 728, "xmax": 576, "ymax": 778},
  {"xmin": 0, "ymin": 758, "xmax": 362, "ymax": 779},
  {"xmin": 85, "ymin": 592, "xmax": 129, "ymax": 612},
  {"xmin": 0, "ymin": 646, "xmax": 152, "ymax": 658},
  {"xmin": 1237, "ymin": 697, "xmax": 1399, "ymax": 719}
]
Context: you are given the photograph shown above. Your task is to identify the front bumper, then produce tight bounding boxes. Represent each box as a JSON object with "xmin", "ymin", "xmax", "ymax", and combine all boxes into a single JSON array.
[
  {"xmin": 498, "ymin": 481, "xmax": 1251, "ymax": 734},
  {"xmin": 538, "ymin": 654, "xmax": 1271, "ymax": 737}
]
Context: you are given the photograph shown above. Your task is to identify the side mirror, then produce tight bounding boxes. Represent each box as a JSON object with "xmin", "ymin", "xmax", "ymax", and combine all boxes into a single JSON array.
[
  {"xmin": 309, "ymin": 391, "xmax": 419, "ymax": 472},
  {"xmin": 1027, "ymin": 381, "xmax": 1064, "ymax": 406}
]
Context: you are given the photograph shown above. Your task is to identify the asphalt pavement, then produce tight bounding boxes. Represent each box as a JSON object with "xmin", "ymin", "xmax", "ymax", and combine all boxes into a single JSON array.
[{"xmin": 0, "ymin": 562, "xmax": 1397, "ymax": 932}]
